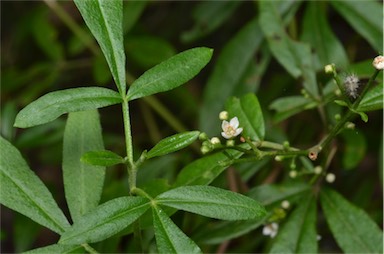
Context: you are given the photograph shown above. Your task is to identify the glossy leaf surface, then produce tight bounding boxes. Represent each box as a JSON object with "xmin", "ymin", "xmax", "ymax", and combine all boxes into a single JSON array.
[
  {"xmin": 152, "ymin": 206, "xmax": 202, "ymax": 254},
  {"xmin": 156, "ymin": 185, "xmax": 266, "ymax": 220},
  {"xmin": 74, "ymin": 0, "xmax": 126, "ymax": 94},
  {"xmin": 127, "ymin": 47, "xmax": 212, "ymax": 101},
  {"xmin": 0, "ymin": 136, "xmax": 69, "ymax": 234},
  {"xmin": 59, "ymin": 197, "xmax": 150, "ymax": 245},
  {"xmin": 14, "ymin": 87, "xmax": 122, "ymax": 128},
  {"xmin": 320, "ymin": 188, "xmax": 383, "ymax": 253},
  {"xmin": 226, "ymin": 93, "xmax": 265, "ymax": 141},
  {"xmin": 147, "ymin": 131, "xmax": 200, "ymax": 159},
  {"xmin": 63, "ymin": 110, "xmax": 106, "ymax": 223}
]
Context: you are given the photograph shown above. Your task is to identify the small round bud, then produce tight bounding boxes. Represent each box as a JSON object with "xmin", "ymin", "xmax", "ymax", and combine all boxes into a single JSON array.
[
  {"xmin": 334, "ymin": 114, "xmax": 341, "ymax": 121},
  {"xmin": 226, "ymin": 140, "xmax": 235, "ymax": 147},
  {"xmin": 314, "ymin": 166, "xmax": 322, "ymax": 174},
  {"xmin": 372, "ymin": 55, "xmax": 384, "ymax": 70},
  {"xmin": 200, "ymin": 145, "xmax": 210, "ymax": 154},
  {"xmin": 334, "ymin": 89, "xmax": 342, "ymax": 96},
  {"xmin": 281, "ymin": 200, "xmax": 290, "ymax": 209},
  {"xmin": 199, "ymin": 132, "xmax": 208, "ymax": 141},
  {"xmin": 283, "ymin": 141, "xmax": 290, "ymax": 149},
  {"xmin": 274, "ymin": 156, "xmax": 283, "ymax": 162},
  {"xmin": 289, "ymin": 170, "xmax": 297, "ymax": 178},
  {"xmin": 324, "ymin": 64, "xmax": 335, "ymax": 74},
  {"xmin": 210, "ymin": 137, "xmax": 221, "ymax": 145},
  {"xmin": 325, "ymin": 173, "xmax": 336, "ymax": 183},
  {"xmin": 345, "ymin": 122, "xmax": 355, "ymax": 129},
  {"xmin": 219, "ymin": 111, "xmax": 229, "ymax": 120},
  {"xmin": 289, "ymin": 160, "xmax": 296, "ymax": 170}
]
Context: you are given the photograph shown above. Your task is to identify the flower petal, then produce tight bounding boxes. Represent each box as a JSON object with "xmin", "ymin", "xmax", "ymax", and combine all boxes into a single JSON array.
[
  {"xmin": 221, "ymin": 132, "xmax": 231, "ymax": 139},
  {"xmin": 234, "ymin": 127, "xmax": 243, "ymax": 136},
  {"xmin": 221, "ymin": 120, "xmax": 229, "ymax": 131},
  {"xmin": 229, "ymin": 117, "xmax": 239, "ymax": 128}
]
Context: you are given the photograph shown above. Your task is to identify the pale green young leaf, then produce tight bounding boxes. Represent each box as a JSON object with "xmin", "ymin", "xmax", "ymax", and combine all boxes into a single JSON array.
[
  {"xmin": 146, "ymin": 131, "xmax": 200, "ymax": 159},
  {"xmin": 226, "ymin": 93, "xmax": 265, "ymax": 141},
  {"xmin": 173, "ymin": 148, "xmax": 245, "ymax": 187},
  {"xmin": 59, "ymin": 197, "xmax": 150, "ymax": 245},
  {"xmin": 74, "ymin": 0, "xmax": 126, "ymax": 94},
  {"xmin": 152, "ymin": 206, "xmax": 202, "ymax": 254},
  {"xmin": 199, "ymin": 17, "xmax": 262, "ymax": 135},
  {"xmin": 156, "ymin": 185, "xmax": 266, "ymax": 220},
  {"xmin": 330, "ymin": 0, "xmax": 383, "ymax": 52},
  {"xmin": 357, "ymin": 84, "xmax": 383, "ymax": 112},
  {"xmin": 269, "ymin": 194, "xmax": 317, "ymax": 253},
  {"xmin": 0, "ymin": 136, "xmax": 70, "ymax": 234},
  {"xmin": 320, "ymin": 188, "xmax": 383, "ymax": 253},
  {"xmin": 127, "ymin": 47, "xmax": 213, "ymax": 101},
  {"xmin": 259, "ymin": 1, "xmax": 318, "ymax": 97},
  {"xmin": 63, "ymin": 110, "xmax": 106, "ymax": 223},
  {"xmin": 14, "ymin": 87, "xmax": 122, "ymax": 128},
  {"xmin": 81, "ymin": 150, "xmax": 125, "ymax": 167}
]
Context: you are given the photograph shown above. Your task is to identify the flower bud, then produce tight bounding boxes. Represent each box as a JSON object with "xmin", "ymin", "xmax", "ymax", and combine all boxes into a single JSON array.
[
  {"xmin": 326, "ymin": 173, "xmax": 336, "ymax": 183},
  {"xmin": 289, "ymin": 170, "xmax": 297, "ymax": 178},
  {"xmin": 210, "ymin": 137, "xmax": 221, "ymax": 145},
  {"xmin": 200, "ymin": 145, "xmax": 210, "ymax": 154},
  {"xmin": 198, "ymin": 132, "xmax": 208, "ymax": 141},
  {"xmin": 372, "ymin": 55, "xmax": 384, "ymax": 70},
  {"xmin": 226, "ymin": 140, "xmax": 235, "ymax": 147},
  {"xmin": 314, "ymin": 166, "xmax": 322, "ymax": 174},
  {"xmin": 281, "ymin": 200, "xmax": 290, "ymax": 209},
  {"xmin": 324, "ymin": 64, "xmax": 335, "ymax": 74},
  {"xmin": 219, "ymin": 111, "xmax": 229, "ymax": 120}
]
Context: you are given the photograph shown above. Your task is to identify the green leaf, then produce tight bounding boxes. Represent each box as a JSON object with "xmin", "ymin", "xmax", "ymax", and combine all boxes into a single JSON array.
[
  {"xmin": 301, "ymin": 2, "xmax": 348, "ymax": 69},
  {"xmin": 59, "ymin": 197, "xmax": 150, "ymax": 245},
  {"xmin": 270, "ymin": 194, "xmax": 317, "ymax": 253},
  {"xmin": 173, "ymin": 148, "xmax": 245, "ymax": 187},
  {"xmin": 24, "ymin": 244, "xmax": 84, "ymax": 254},
  {"xmin": 81, "ymin": 150, "xmax": 124, "ymax": 167},
  {"xmin": 74, "ymin": 0, "xmax": 126, "ymax": 94},
  {"xmin": 269, "ymin": 96, "xmax": 317, "ymax": 122},
  {"xmin": 127, "ymin": 47, "xmax": 213, "ymax": 101},
  {"xmin": 156, "ymin": 185, "xmax": 266, "ymax": 220},
  {"xmin": 330, "ymin": 0, "xmax": 383, "ymax": 52},
  {"xmin": 63, "ymin": 111, "xmax": 106, "ymax": 223},
  {"xmin": 320, "ymin": 188, "xmax": 383, "ymax": 253},
  {"xmin": 200, "ymin": 17, "xmax": 263, "ymax": 135},
  {"xmin": 14, "ymin": 87, "xmax": 122, "ymax": 128},
  {"xmin": 146, "ymin": 131, "xmax": 200, "ymax": 159},
  {"xmin": 341, "ymin": 129, "xmax": 367, "ymax": 170},
  {"xmin": 152, "ymin": 206, "xmax": 202, "ymax": 254},
  {"xmin": 247, "ymin": 183, "xmax": 311, "ymax": 206},
  {"xmin": 357, "ymin": 84, "xmax": 383, "ymax": 112},
  {"xmin": 259, "ymin": 1, "xmax": 319, "ymax": 97},
  {"xmin": 0, "ymin": 136, "xmax": 70, "ymax": 234},
  {"xmin": 123, "ymin": 0, "xmax": 148, "ymax": 34},
  {"xmin": 181, "ymin": 1, "xmax": 241, "ymax": 43},
  {"xmin": 226, "ymin": 93, "xmax": 265, "ymax": 141},
  {"xmin": 125, "ymin": 35, "xmax": 176, "ymax": 69}
]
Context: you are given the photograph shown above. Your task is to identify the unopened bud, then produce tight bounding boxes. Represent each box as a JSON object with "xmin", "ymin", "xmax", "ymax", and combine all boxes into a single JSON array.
[
  {"xmin": 289, "ymin": 170, "xmax": 297, "ymax": 178},
  {"xmin": 226, "ymin": 140, "xmax": 235, "ymax": 147},
  {"xmin": 199, "ymin": 132, "xmax": 208, "ymax": 141},
  {"xmin": 281, "ymin": 200, "xmax": 290, "ymax": 209},
  {"xmin": 324, "ymin": 64, "xmax": 335, "ymax": 74},
  {"xmin": 219, "ymin": 111, "xmax": 229, "ymax": 120},
  {"xmin": 210, "ymin": 137, "xmax": 220, "ymax": 145},
  {"xmin": 314, "ymin": 166, "xmax": 322, "ymax": 174},
  {"xmin": 274, "ymin": 156, "xmax": 283, "ymax": 162},
  {"xmin": 201, "ymin": 145, "xmax": 210, "ymax": 154},
  {"xmin": 345, "ymin": 122, "xmax": 355, "ymax": 129},
  {"xmin": 326, "ymin": 173, "xmax": 336, "ymax": 183},
  {"xmin": 372, "ymin": 55, "xmax": 384, "ymax": 70},
  {"xmin": 334, "ymin": 114, "xmax": 341, "ymax": 121}
]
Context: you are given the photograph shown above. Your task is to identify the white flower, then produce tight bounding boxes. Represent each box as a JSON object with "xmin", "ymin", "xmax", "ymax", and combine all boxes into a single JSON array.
[
  {"xmin": 326, "ymin": 173, "xmax": 336, "ymax": 183},
  {"xmin": 219, "ymin": 111, "xmax": 229, "ymax": 120},
  {"xmin": 263, "ymin": 223, "xmax": 279, "ymax": 238},
  {"xmin": 221, "ymin": 117, "xmax": 243, "ymax": 139},
  {"xmin": 372, "ymin": 55, "xmax": 384, "ymax": 70}
]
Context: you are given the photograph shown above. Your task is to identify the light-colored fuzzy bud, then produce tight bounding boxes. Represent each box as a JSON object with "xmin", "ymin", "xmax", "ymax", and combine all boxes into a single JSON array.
[
  {"xmin": 289, "ymin": 170, "xmax": 297, "ymax": 178},
  {"xmin": 372, "ymin": 55, "xmax": 384, "ymax": 70},
  {"xmin": 326, "ymin": 173, "xmax": 336, "ymax": 183},
  {"xmin": 324, "ymin": 64, "xmax": 335, "ymax": 74},
  {"xmin": 281, "ymin": 200, "xmax": 290, "ymax": 209},
  {"xmin": 314, "ymin": 166, "xmax": 322, "ymax": 174},
  {"xmin": 343, "ymin": 74, "xmax": 360, "ymax": 99},
  {"xmin": 210, "ymin": 137, "xmax": 221, "ymax": 145},
  {"xmin": 219, "ymin": 111, "xmax": 229, "ymax": 120}
]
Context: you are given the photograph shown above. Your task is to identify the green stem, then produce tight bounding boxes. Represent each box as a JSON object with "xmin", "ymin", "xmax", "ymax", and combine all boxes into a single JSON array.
[
  {"xmin": 82, "ymin": 243, "xmax": 99, "ymax": 254},
  {"xmin": 122, "ymin": 99, "xmax": 135, "ymax": 191}
]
